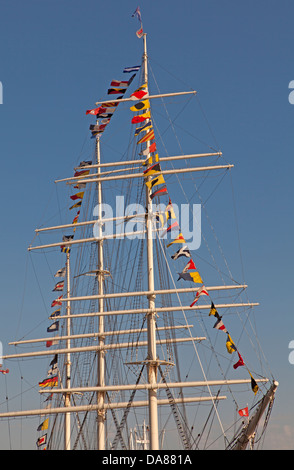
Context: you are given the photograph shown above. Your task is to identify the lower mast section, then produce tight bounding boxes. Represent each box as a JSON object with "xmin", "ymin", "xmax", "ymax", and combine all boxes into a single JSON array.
[
  {"xmin": 64, "ymin": 252, "xmax": 71, "ymax": 450},
  {"xmin": 146, "ymin": 187, "xmax": 159, "ymax": 450}
]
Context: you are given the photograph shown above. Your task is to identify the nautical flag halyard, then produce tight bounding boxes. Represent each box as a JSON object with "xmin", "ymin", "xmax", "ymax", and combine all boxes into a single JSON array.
[{"xmin": 3, "ymin": 12, "xmax": 278, "ymax": 452}]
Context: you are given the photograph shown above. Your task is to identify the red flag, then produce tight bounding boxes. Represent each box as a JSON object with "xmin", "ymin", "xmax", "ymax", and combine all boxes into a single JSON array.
[
  {"xmin": 37, "ymin": 434, "xmax": 47, "ymax": 447},
  {"xmin": 149, "ymin": 142, "xmax": 157, "ymax": 153},
  {"xmin": 233, "ymin": 352, "xmax": 245, "ymax": 369},
  {"xmin": 183, "ymin": 259, "xmax": 196, "ymax": 272},
  {"xmin": 136, "ymin": 27, "xmax": 144, "ymax": 38},
  {"xmin": 141, "ymin": 141, "xmax": 157, "ymax": 156},
  {"xmin": 150, "ymin": 186, "xmax": 168, "ymax": 200},
  {"xmin": 238, "ymin": 406, "xmax": 249, "ymax": 417},
  {"xmin": 86, "ymin": 107, "xmax": 106, "ymax": 115},
  {"xmin": 51, "ymin": 296, "xmax": 63, "ymax": 307},
  {"xmin": 131, "ymin": 111, "xmax": 150, "ymax": 124},
  {"xmin": 130, "ymin": 89, "xmax": 148, "ymax": 100}
]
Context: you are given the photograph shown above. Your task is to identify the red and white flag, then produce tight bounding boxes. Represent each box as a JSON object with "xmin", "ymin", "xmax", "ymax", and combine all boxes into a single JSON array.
[
  {"xmin": 110, "ymin": 79, "xmax": 129, "ymax": 88},
  {"xmin": 51, "ymin": 296, "xmax": 63, "ymax": 307},
  {"xmin": 136, "ymin": 27, "xmax": 144, "ymax": 39},
  {"xmin": 238, "ymin": 406, "xmax": 249, "ymax": 417},
  {"xmin": 190, "ymin": 286, "xmax": 209, "ymax": 307}
]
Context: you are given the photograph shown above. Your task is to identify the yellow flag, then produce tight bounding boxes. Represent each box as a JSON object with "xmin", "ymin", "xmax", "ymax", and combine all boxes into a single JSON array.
[
  {"xmin": 145, "ymin": 174, "xmax": 165, "ymax": 190},
  {"xmin": 137, "ymin": 129, "xmax": 155, "ymax": 144},
  {"xmin": 190, "ymin": 272, "xmax": 203, "ymax": 284},
  {"xmin": 130, "ymin": 99, "xmax": 150, "ymax": 112},
  {"xmin": 38, "ymin": 418, "xmax": 49, "ymax": 431},
  {"xmin": 209, "ymin": 302, "xmax": 218, "ymax": 317},
  {"xmin": 226, "ymin": 334, "xmax": 237, "ymax": 354},
  {"xmin": 167, "ymin": 233, "xmax": 186, "ymax": 248}
]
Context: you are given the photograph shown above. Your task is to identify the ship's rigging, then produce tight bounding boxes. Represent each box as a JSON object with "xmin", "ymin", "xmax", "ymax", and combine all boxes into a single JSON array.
[{"xmin": 0, "ymin": 11, "xmax": 277, "ymax": 450}]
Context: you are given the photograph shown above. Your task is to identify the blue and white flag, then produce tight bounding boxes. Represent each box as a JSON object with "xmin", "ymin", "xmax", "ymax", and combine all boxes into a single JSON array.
[{"xmin": 123, "ymin": 65, "xmax": 141, "ymax": 73}]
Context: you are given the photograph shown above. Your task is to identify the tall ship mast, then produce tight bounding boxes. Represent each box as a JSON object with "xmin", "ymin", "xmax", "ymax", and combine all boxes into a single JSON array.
[{"xmin": 0, "ymin": 11, "xmax": 277, "ymax": 451}]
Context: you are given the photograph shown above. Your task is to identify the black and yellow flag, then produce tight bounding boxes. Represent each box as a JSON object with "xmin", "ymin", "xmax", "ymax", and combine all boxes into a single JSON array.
[
  {"xmin": 226, "ymin": 334, "xmax": 237, "ymax": 354},
  {"xmin": 145, "ymin": 174, "xmax": 165, "ymax": 190},
  {"xmin": 209, "ymin": 302, "xmax": 220, "ymax": 319},
  {"xmin": 130, "ymin": 99, "xmax": 150, "ymax": 112},
  {"xmin": 249, "ymin": 372, "xmax": 259, "ymax": 395}
]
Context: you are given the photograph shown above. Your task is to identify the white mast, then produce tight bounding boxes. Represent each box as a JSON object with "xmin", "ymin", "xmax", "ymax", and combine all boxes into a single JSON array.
[
  {"xmin": 143, "ymin": 32, "xmax": 159, "ymax": 450},
  {"xmin": 96, "ymin": 135, "xmax": 106, "ymax": 449}
]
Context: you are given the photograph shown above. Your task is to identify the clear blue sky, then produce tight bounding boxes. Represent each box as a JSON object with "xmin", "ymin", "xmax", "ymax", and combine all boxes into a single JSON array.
[{"xmin": 0, "ymin": 0, "xmax": 293, "ymax": 449}]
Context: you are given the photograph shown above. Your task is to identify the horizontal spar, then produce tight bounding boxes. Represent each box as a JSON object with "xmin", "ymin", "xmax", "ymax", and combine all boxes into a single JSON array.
[
  {"xmin": 95, "ymin": 90, "xmax": 197, "ymax": 106},
  {"xmin": 0, "ymin": 396, "xmax": 226, "ymax": 419},
  {"xmin": 74, "ymin": 152, "xmax": 223, "ymax": 170},
  {"xmin": 3, "ymin": 337, "xmax": 202, "ymax": 360},
  {"xmin": 66, "ymin": 164, "xmax": 234, "ymax": 185},
  {"xmin": 28, "ymin": 227, "xmax": 161, "ymax": 251},
  {"xmin": 52, "ymin": 302, "xmax": 259, "ymax": 320},
  {"xmin": 60, "ymin": 284, "xmax": 248, "ymax": 303},
  {"xmin": 9, "ymin": 324, "xmax": 194, "ymax": 346},
  {"xmin": 35, "ymin": 213, "xmax": 147, "ymax": 234},
  {"xmin": 39, "ymin": 378, "xmax": 269, "ymax": 395}
]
